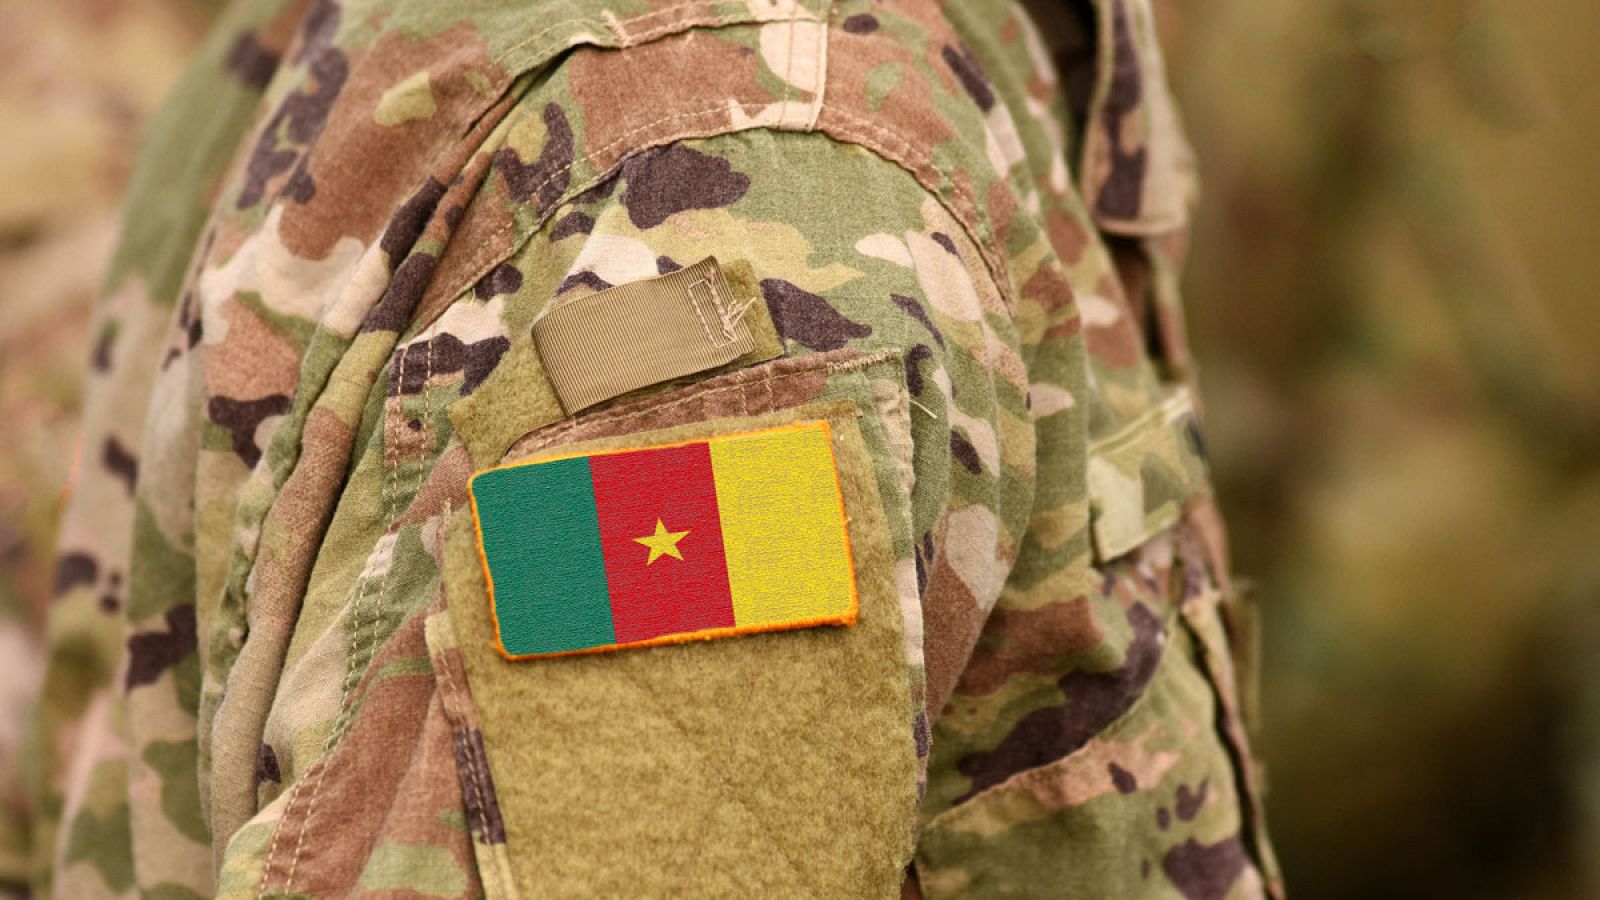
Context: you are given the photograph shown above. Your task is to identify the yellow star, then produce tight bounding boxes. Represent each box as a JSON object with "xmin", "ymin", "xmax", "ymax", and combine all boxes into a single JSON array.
[{"xmin": 633, "ymin": 519, "xmax": 689, "ymax": 565}]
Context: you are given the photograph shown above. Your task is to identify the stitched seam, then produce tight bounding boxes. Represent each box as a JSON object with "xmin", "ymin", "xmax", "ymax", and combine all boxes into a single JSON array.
[
  {"xmin": 513, "ymin": 349, "xmax": 898, "ymax": 456},
  {"xmin": 438, "ymin": 96, "xmax": 788, "ymax": 328},
  {"xmin": 259, "ymin": 334, "xmax": 407, "ymax": 894},
  {"xmin": 808, "ymin": 2, "xmax": 832, "ymax": 130},
  {"xmin": 433, "ymin": 622, "xmax": 507, "ymax": 900},
  {"xmin": 489, "ymin": 1, "xmax": 820, "ymax": 67},
  {"xmin": 817, "ymin": 107, "xmax": 1014, "ymax": 311},
  {"xmin": 279, "ymin": 335, "xmax": 415, "ymax": 893},
  {"xmin": 425, "ymin": 545, "xmax": 508, "ymax": 898},
  {"xmin": 686, "ymin": 278, "xmax": 722, "ymax": 348},
  {"xmin": 783, "ymin": 1, "xmax": 797, "ymax": 123},
  {"xmin": 430, "ymin": 8, "xmax": 832, "ymax": 333}
]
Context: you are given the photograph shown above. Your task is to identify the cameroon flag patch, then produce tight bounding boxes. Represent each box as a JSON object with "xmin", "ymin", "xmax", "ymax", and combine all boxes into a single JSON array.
[{"xmin": 468, "ymin": 421, "xmax": 860, "ymax": 659}]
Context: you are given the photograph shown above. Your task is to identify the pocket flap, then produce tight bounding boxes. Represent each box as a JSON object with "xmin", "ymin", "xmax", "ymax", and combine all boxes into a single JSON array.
[{"xmin": 1087, "ymin": 385, "xmax": 1210, "ymax": 561}]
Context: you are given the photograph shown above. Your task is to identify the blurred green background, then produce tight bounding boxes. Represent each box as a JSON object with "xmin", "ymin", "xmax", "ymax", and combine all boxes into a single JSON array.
[{"xmin": 1, "ymin": 1, "xmax": 1596, "ymax": 896}]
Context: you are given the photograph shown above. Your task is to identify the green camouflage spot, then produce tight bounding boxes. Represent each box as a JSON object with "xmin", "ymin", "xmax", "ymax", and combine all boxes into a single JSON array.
[
  {"xmin": 438, "ymin": 808, "xmax": 468, "ymax": 833},
  {"xmin": 144, "ymin": 881, "xmax": 209, "ymax": 900},
  {"xmin": 376, "ymin": 71, "xmax": 437, "ymax": 126},
  {"xmin": 143, "ymin": 740, "xmax": 210, "ymax": 845},
  {"xmin": 358, "ymin": 843, "xmax": 469, "ymax": 897},
  {"xmin": 63, "ymin": 779, "xmax": 133, "ymax": 892},
  {"xmin": 866, "ymin": 62, "xmax": 902, "ymax": 111}
]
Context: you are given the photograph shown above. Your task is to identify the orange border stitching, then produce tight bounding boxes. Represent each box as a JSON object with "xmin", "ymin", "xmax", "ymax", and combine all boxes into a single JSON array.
[{"xmin": 468, "ymin": 419, "xmax": 862, "ymax": 661}]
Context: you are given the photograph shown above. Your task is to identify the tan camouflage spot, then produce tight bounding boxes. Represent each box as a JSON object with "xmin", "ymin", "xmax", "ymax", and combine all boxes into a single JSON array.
[
  {"xmin": 1011, "ymin": 730, "xmax": 1183, "ymax": 817},
  {"xmin": 1087, "ymin": 453, "xmax": 1145, "ymax": 557},
  {"xmin": 1030, "ymin": 382, "xmax": 1077, "ymax": 417},
  {"xmin": 941, "ymin": 504, "xmax": 1005, "ymax": 616},
  {"xmin": 854, "ymin": 233, "xmax": 914, "ymax": 268},
  {"xmin": 199, "ymin": 206, "xmax": 368, "ymax": 332},
  {"xmin": 1076, "ymin": 292, "xmax": 1125, "ymax": 327},
  {"xmin": 1025, "ymin": 497, "xmax": 1089, "ymax": 552},
  {"xmin": 374, "ymin": 71, "xmax": 437, "ymax": 126},
  {"xmin": 907, "ymin": 230, "xmax": 984, "ymax": 322}
]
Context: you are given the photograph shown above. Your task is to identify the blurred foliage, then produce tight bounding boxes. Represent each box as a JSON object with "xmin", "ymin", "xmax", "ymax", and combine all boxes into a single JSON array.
[
  {"xmin": 1, "ymin": 0, "xmax": 1596, "ymax": 896},
  {"xmin": 1162, "ymin": 0, "xmax": 1600, "ymax": 896}
]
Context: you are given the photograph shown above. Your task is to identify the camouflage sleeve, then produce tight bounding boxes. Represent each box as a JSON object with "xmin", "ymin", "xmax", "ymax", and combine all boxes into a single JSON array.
[{"xmin": 24, "ymin": 0, "xmax": 1278, "ymax": 895}]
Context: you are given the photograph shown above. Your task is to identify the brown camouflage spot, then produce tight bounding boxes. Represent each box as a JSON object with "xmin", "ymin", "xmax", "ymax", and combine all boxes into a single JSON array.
[
  {"xmin": 1093, "ymin": 0, "xmax": 1147, "ymax": 221},
  {"xmin": 1020, "ymin": 258, "xmax": 1075, "ymax": 319},
  {"xmin": 955, "ymin": 595, "xmax": 1103, "ymax": 697},
  {"xmin": 1161, "ymin": 835, "xmax": 1251, "ymax": 900},
  {"xmin": 760, "ymin": 279, "xmax": 873, "ymax": 351},
  {"xmin": 1109, "ymin": 762, "xmax": 1138, "ymax": 794},
  {"xmin": 842, "ymin": 13, "xmax": 879, "ymax": 34},
  {"xmin": 904, "ymin": 344, "xmax": 935, "ymax": 396},
  {"xmin": 891, "ymin": 293, "xmax": 945, "ymax": 348},
  {"xmin": 52, "ymin": 552, "xmax": 97, "ymax": 597},
  {"xmin": 91, "ymin": 322, "xmax": 116, "ymax": 372},
  {"xmin": 125, "ymin": 604, "xmax": 197, "ymax": 691},
  {"xmin": 493, "ymin": 103, "xmax": 574, "ymax": 216},
  {"xmin": 556, "ymin": 270, "xmax": 612, "ymax": 296},
  {"xmin": 275, "ymin": 20, "xmax": 499, "ymax": 259},
  {"xmin": 257, "ymin": 743, "xmax": 283, "ymax": 785},
  {"xmin": 987, "ymin": 177, "xmax": 1018, "ymax": 248},
  {"xmin": 1044, "ymin": 210, "xmax": 1092, "ymax": 265},
  {"xmin": 225, "ymin": 31, "xmax": 282, "ymax": 90},
  {"xmin": 259, "ymin": 613, "xmax": 480, "ymax": 895},
  {"xmin": 1083, "ymin": 276, "xmax": 1144, "ymax": 368},
  {"xmin": 208, "ymin": 394, "xmax": 292, "ymax": 468},
  {"xmin": 656, "ymin": 255, "xmax": 681, "ymax": 274},
  {"xmin": 472, "ymin": 262, "xmax": 524, "ymax": 299},
  {"xmin": 237, "ymin": 0, "xmax": 347, "ymax": 209},
  {"xmin": 566, "ymin": 31, "xmax": 766, "ymax": 168},
  {"xmin": 950, "ymin": 430, "xmax": 983, "ymax": 474},
  {"xmin": 941, "ymin": 43, "xmax": 995, "ymax": 111},
  {"xmin": 390, "ymin": 333, "xmax": 510, "ymax": 396},
  {"xmin": 102, "ymin": 437, "xmax": 138, "ymax": 495},
  {"xmin": 547, "ymin": 210, "xmax": 594, "ymax": 242},
  {"xmin": 380, "ymin": 177, "xmax": 447, "ymax": 264},
  {"xmin": 619, "ymin": 143, "xmax": 751, "ymax": 230},
  {"xmin": 206, "ymin": 303, "xmax": 302, "ymax": 402},
  {"xmin": 823, "ymin": 21, "xmax": 959, "ymax": 155},
  {"xmin": 1175, "ymin": 778, "xmax": 1210, "ymax": 821},
  {"xmin": 954, "ymin": 602, "xmax": 1164, "ymax": 800},
  {"xmin": 361, "ymin": 252, "xmax": 438, "ymax": 333},
  {"xmin": 921, "ymin": 546, "xmax": 986, "ymax": 721}
]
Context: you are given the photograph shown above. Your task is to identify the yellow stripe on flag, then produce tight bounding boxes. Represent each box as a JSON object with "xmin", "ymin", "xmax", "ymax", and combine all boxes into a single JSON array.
[{"xmin": 709, "ymin": 422, "xmax": 857, "ymax": 628}]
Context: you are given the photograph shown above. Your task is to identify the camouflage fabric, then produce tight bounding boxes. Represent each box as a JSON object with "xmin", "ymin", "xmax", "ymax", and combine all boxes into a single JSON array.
[{"xmin": 15, "ymin": 0, "xmax": 1279, "ymax": 896}]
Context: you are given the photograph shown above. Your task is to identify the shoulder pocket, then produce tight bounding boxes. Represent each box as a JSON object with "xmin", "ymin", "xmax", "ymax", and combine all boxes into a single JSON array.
[
  {"xmin": 430, "ymin": 348, "xmax": 926, "ymax": 898},
  {"xmin": 1087, "ymin": 383, "xmax": 1210, "ymax": 562}
]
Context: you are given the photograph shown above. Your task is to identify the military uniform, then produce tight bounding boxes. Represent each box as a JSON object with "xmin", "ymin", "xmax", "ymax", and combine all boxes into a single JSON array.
[{"xmin": 10, "ymin": 0, "xmax": 1279, "ymax": 895}]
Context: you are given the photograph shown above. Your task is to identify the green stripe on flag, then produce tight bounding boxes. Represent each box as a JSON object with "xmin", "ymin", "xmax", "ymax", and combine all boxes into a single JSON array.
[{"xmin": 472, "ymin": 456, "xmax": 615, "ymax": 655}]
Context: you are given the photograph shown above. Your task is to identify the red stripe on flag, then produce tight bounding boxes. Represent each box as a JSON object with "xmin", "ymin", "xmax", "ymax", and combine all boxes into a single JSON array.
[{"xmin": 589, "ymin": 442, "xmax": 735, "ymax": 643}]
